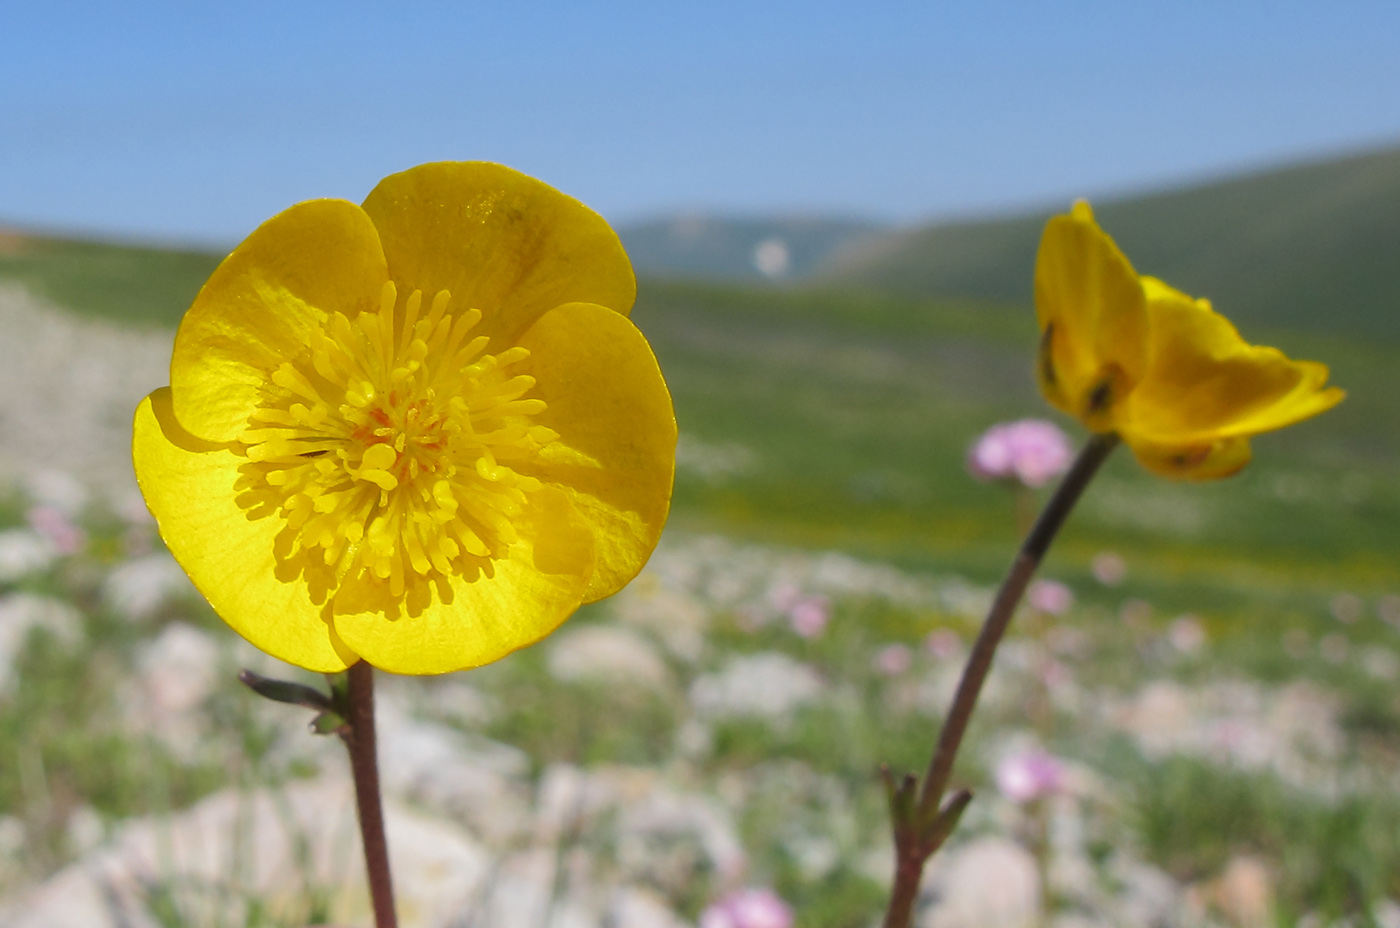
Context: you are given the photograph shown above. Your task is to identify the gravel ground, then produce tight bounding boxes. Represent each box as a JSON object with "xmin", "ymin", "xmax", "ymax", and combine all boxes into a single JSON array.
[{"xmin": 0, "ymin": 285, "xmax": 172, "ymax": 498}]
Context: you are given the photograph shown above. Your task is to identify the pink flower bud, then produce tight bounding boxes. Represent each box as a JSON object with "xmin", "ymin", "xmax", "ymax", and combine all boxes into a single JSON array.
[{"xmin": 967, "ymin": 419, "xmax": 1073, "ymax": 489}]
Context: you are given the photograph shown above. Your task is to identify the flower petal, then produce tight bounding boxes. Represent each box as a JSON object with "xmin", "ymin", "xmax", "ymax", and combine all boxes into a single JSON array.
[
  {"xmin": 1122, "ymin": 277, "xmax": 1347, "ymax": 444},
  {"xmin": 328, "ymin": 486, "xmax": 595, "ymax": 674},
  {"xmin": 170, "ymin": 199, "xmax": 388, "ymax": 442},
  {"xmin": 132, "ymin": 388, "xmax": 356, "ymax": 672},
  {"xmin": 360, "ymin": 162, "xmax": 636, "ymax": 348},
  {"xmin": 1127, "ymin": 434, "xmax": 1254, "ymax": 481},
  {"xmin": 1034, "ymin": 201, "xmax": 1148, "ymax": 431},
  {"xmin": 515, "ymin": 302, "xmax": 677, "ymax": 603}
]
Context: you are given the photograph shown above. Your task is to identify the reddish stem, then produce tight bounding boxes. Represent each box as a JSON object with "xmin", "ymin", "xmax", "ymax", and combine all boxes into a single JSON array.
[{"xmin": 343, "ymin": 660, "xmax": 397, "ymax": 928}]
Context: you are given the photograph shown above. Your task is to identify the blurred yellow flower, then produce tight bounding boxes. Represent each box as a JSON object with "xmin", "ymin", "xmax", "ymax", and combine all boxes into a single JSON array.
[
  {"xmin": 134, "ymin": 162, "xmax": 676, "ymax": 674},
  {"xmin": 1034, "ymin": 201, "xmax": 1344, "ymax": 479}
]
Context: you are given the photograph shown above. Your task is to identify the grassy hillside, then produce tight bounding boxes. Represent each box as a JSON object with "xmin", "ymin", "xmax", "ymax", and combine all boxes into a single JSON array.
[
  {"xmin": 618, "ymin": 216, "xmax": 884, "ymax": 282},
  {"xmin": 635, "ymin": 281, "xmax": 1399, "ymax": 604},
  {"xmin": 819, "ymin": 146, "xmax": 1400, "ymax": 339},
  {"xmin": 0, "ymin": 229, "xmax": 1392, "ymax": 603},
  {"xmin": 0, "ymin": 231, "xmax": 223, "ymax": 328}
]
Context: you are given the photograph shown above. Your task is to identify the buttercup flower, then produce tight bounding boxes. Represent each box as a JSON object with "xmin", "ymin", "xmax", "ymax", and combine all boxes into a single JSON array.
[
  {"xmin": 1035, "ymin": 201, "xmax": 1344, "ymax": 479},
  {"xmin": 134, "ymin": 162, "xmax": 676, "ymax": 675}
]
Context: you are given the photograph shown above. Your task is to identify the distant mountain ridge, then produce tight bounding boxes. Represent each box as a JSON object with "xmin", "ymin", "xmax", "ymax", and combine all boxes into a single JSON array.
[
  {"xmin": 617, "ymin": 215, "xmax": 885, "ymax": 282},
  {"xmin": 816, "ymin": 146, "xmax": 1400, "ymax": 340},
  {"xmin": 6, "ymin": 145, "xmax": 1400, "ymax": 340}
]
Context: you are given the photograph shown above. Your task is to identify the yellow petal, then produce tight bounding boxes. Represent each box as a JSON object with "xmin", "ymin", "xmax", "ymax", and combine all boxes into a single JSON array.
[
  {"xmin": 360, "ymin": 162, "xmax": 636, "ymax": 349},
  {"xmin": 170, "ymin": 199, "xmax": 388, "ymax": 442},
  {"xmin": 132, "ymin": 388, "xmax": 356, "ymax": 672},
  {"xmin": 1127, "ymin": 434, "xmax": 1254, "ymax": 481},
  {"xmin": 515, "ymin": 302, "xmax": 677, "ymax": 603},
  {"xmin": 1121, "ymin": 277, "xmax": 1346, "ymax": 445},
  {"xmin": 1033, "ymin": 201, "xmax": 1148, "ymax": 431},
  {"xmin": 328, "ymin": 486, "xmax": 595, "ymax": 674}
]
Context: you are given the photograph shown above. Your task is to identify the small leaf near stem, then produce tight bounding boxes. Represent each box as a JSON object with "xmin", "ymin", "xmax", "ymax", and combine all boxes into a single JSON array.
[
  {"xmin": 238, "ymin": 663, "xmax": 396, "ymax": 926},
  {"xmin": 880, "ymin": 432, "xmax": 1119, "ymax": 928},
  {"xmin": 238, "ymin": 669, "xmax": 334, "ymax": 711}
]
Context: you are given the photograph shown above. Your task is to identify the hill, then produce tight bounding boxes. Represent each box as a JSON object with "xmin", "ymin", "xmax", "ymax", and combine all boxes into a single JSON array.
[
  {"xmin": 0, "ymin": 230, "xmax": 223, "ymax": 329},
  {"xmin": 1, "ymin": 195, "xmax": 1394, "ymax": 597},
  {"xmin": 617, "ymin": 215, "xmax": 884, "ymax": 282},
  {"xmin": 818, "ymin": 146, "xmax": 1400, "ymax": 340}
]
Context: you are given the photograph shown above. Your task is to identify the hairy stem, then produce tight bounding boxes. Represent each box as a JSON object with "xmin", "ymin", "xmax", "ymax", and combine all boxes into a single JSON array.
[
  {"xmin": 344, "ymin": 660, "xmax": 397, "ymax": 928},
  {"xmin": 881, "ymin": 432, "xmax": 1119, "ymax": 928}
]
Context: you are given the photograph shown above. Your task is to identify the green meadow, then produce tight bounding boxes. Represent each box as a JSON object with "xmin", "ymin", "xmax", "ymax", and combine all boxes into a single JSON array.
[{"xmin": 2, "ymin": 149, "xmax": 1400, "ymax": 924}]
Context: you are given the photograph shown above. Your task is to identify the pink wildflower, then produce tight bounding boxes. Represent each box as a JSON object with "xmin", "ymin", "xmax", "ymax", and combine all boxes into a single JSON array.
[
  {"xmin": 995, "ymin": 749, "xmax": 1065, "ymax": 804},
  {"xmin": 924, "ymin": 628, "xmax": 962, "ymax": 660},
  {"xmin": 873, "ymin": 643, "xmax": 913, "ymax": 676},
  {"xmin": 25, "ymin": 505, "xmax": 86, "ymax": 556},
  {"xmin": 700, "ymin": 889, "xmax": 794, "ymax": 928},
  {"xmin": 1090, "ymin": 551, "xmax": 1127, "ymax": 586},
  {"xmin": 1027, "ymin": 578, "xmax": 1074, "ymax": 615},
  {"xmin": 967, "ymin": 419, "xmax": 1073, "ymax": 489},
  {"xmin": 787, "ymin": 595, "xmax": 830, "ymax": 639}
]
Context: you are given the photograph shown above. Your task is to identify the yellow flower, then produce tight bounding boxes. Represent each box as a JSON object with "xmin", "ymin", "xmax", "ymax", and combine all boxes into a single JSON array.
[
  {"xmin": 1034, "ymin": 201, "xmax": 1344, "ymax": 479},
  {"xmin": 133, "ymin": 162, "xmax": 676, "ymax": 674}
]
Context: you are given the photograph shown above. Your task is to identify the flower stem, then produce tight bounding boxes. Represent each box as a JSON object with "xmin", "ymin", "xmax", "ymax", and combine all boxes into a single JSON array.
[
  {"xmin": 881, "ymin": 432, "xmax": 1119, "ymax": 928},
  {"xmin": 343, "ymin": 660, "xmax": 397, "ymax": 928}
]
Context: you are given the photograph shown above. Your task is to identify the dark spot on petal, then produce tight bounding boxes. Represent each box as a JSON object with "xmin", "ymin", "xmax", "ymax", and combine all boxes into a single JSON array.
[
  {"xmin": 1037, "ymin": 323, "xmax": 1058, "ymax": 388},
  {"xmin": 1086, "ymin": 379, "xmax": 1114, "ymax": 415}
]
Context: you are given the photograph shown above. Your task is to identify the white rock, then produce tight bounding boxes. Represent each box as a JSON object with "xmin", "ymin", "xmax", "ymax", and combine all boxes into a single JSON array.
[
  {"xmin": 613, "ymin": 574, "xmax": 710, "ymax": 662},
  {"xmin": 0, "ymin": 776, "xmax": 490, "ymax": 928},
  {"xmin": 1107, "ymin": 857, "xmax": 1181, "ymax": 928},
  {"xmin": 0, "ymin": 593, "xmax": 83, "ymax": 692},
  {"xmin": 548, "ymin": 625, "xmax": 672, "ymax": 689},
  {"xmin": 616, "ymin": 786, "xmax": 746, "ymax": 882},
  {"xmin": 24, "ymin": 470, "xmax": 88, "ymax": 517},
  {"xmin": 0, "ymin": 529, "xmax": 53, "ymax": 583},
  {"xmin": 485, "ymin": 847, "xmax": 557, "ymax": 928},
  {"xmin": 138, "ymin": 622, "xmax": 220, "ymax": 716},
  {"xmin": 121, "ymin": 622, "xmax": 220, "ymax": 759},
  {"xmin": 102, "ymin": 553, "xmax": 195, "ymax": 621},
  {"xmin": 0, "ymin": 286, "xmax": 172, "ymax": 494},
  {"xmin": 1373, "ymin": 899, "xmax": 1400, "ymax": 928},
  {"xmin": 610, "ymin": 885, "xmax": 692, "ymax": 928},
  {"xmin": 376, "ymin": 708, "xmax": 531, "ymax": 844},
  {"xmin": 65, "ymin": 805, "xmax": 105, "ymax": 857},
  {"xmin": 921, "ymin": 837, "xmax": 1040, "ymax": 928},
  {"xmin": 689, "ymin": 652, "xmax": 823, "ymax": 720},
  {"xmin": 1212, "ymin": 855, "xmax": 1273, "ymax": 928}
]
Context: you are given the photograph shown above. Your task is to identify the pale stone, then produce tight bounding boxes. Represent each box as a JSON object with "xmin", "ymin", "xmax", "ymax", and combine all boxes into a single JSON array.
[
  {"xmin": 485, "ymin": 847, "xmax": 557, "ymax": 928},
  {"xmin": 547, "ymin": 624, "xmax": 673, "ymax": 689},
  {"xmin": 0, "ymin": 776, "xmax": 490, "ymax": 928},
  {"xmin": 1373, "ymin": 899, "xmax": 1400, "ymax": 928},
  {"xmin": 102, "ymin": 553, "xmax": 195, "ymax": 621},
  {"xmin": 921, "ymin": 837, "xmax": 1040, "ymax": 928},
  {"xmin": 1212, "ymin": 856, "xmax": 1273, "ymax": 928},
  {"xmin": 610, "ymin": 885, "xmax": 692, "ymax": 928},
  {"xmin": 0, "ymin": 529, "xmax": 54, "ymax": 583},
  {"xmin": 0, "ymin": 286, "xmax": 171, "ymax": 495},
  {"xmin": 64, "ymin": 805, "xmax": 105, "ymax": 857},
  {"xmin": 0, "ymin": 593, "xmax": 83, "ymax": 692},
  {"xmin": 122, "ymin": 622, "xmax": 220, "ymax": 759},
  {"xmin": 689, "ymin": 652, "xmax": 823, "ymax": 720},
  {"xmin": 24, "ymin": 471, "xmax": 88, "ymax": 517},
  {"xmin": 613, "ymin": 573, "xmax": 710, "ymax": 662},
  {"xmin": 376, "ymin": 709, "xmax": 532, "ymax": 845}
]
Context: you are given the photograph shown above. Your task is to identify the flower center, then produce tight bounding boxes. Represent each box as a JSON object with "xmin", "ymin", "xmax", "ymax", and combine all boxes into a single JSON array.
[{"xmin": 238, "ymin": 281, "xmax": 557, "ymax": 597}]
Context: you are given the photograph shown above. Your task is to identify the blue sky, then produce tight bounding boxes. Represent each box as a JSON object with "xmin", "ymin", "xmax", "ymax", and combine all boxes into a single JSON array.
[{"xmin": 3, "ymin": 1, "xmax": 1399, "ymax": 245}]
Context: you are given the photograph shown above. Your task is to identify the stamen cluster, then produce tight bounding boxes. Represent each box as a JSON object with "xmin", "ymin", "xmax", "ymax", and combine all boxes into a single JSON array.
[{"xmin": 239, "ymin": 282, "xmax": 558, "ymax": 596}]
